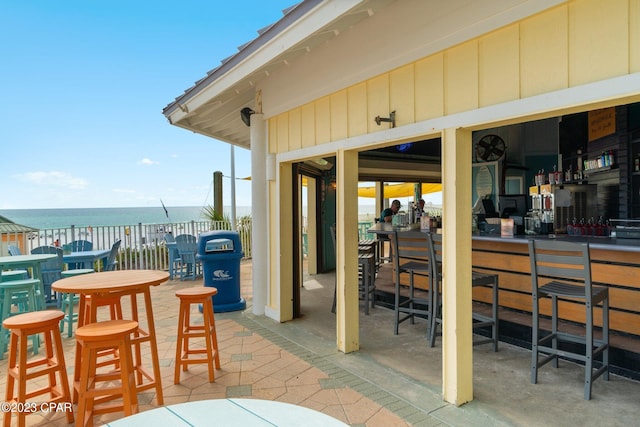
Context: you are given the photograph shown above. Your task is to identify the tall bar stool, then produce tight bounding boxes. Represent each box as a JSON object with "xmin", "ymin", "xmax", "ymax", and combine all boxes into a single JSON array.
[
  {"xmin": 389, "ymin": 231, "xmax": 431, "ymax": 335},
  {"xmin": 174, "ymin": 287, "xmax": 220, "ymax": 384},
  {"xmin": 427, "ymin": 233, "xmax": 500, "ymax": 350},
  {"xmin": 75, "ymin": 319, "xmax": 139, "ymax": 426},
  {"xmin": 2, "ymin": 310, "xmax": 74, "ymax": 426},
  {"xmin": 528, "ymin": 239, "xmax": 609, "ymax": 400},
  {"xmin": 358, "ymin": 244, "xmax": 376, "ymax": 315},
  {"xmin": 59, "ymin": 269, "xmax": 95, "ymax": 337},
  {"xmin": 0, "ymin": 279, "xmax": 41, "ymax": 358},
  {"xmin": 1, "ymin": 270, "xmax": 29, "ymax": 282},
  {"xmin": 358, "ymin": 238, "xmax": 378, "ymax": 270}
]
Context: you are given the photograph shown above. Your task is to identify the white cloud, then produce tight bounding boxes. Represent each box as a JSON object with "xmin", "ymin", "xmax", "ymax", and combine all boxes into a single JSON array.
[
  {"xmin": 112, "ymin": 188, "xmax": 136, "ymax": 194},
  {"xmin": 13, "ymin": 171, "xmax": 88, "ymax": 190},
  {"xmin": 138, "ymin": 158, "xmax": 159, "ymax": 166}
]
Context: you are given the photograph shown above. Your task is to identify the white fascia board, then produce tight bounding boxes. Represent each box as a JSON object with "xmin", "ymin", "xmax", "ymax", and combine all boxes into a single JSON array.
[{"xmin": 173, "ymin": 0, "xmax": 362, "ymax": 120}]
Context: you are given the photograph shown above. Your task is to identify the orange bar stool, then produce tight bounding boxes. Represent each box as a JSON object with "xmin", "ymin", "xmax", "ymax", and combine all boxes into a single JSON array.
[
  {"xmin": 82, "ymin": 294, "xmax": 123, "ymax": 325},
  {"xmin": 174, "ymin": 287, "xmax": 220, "ymax": 384},
  {"xmin": 75, "ymin": 319, "xmax": 139, "ymax": 427},
  {"xmin": 59, "ymin": 269, "xmax": 94, "ymax": 337},
  {"xmin": 2, "ymin": 310, "xmax": 74, "ymax": 427}
]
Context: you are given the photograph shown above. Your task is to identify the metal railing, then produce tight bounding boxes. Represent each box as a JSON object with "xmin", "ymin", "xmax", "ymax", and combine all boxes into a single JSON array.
[{"xmin": 0, "ymin": 219, "xmax": 253, "ymax": 270}]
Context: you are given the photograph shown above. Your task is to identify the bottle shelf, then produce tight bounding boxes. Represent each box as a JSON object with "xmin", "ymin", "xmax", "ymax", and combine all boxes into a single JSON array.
[{"xmin": 583, "ymin": 164, "xmax": 617, "ymax": 176}]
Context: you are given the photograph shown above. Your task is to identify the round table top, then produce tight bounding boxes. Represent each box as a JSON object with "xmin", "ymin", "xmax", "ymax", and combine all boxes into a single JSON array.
[
  {"xmin": 0, "ymin": 254, "xmax": 57, "ymax": 264},
  {"xmin": 52, "ymin": 269, "xmax": 169, "ymax": 293},
  {"xmin": 104, "ymin": 398, "xmax": 348, "ymax": 426}
]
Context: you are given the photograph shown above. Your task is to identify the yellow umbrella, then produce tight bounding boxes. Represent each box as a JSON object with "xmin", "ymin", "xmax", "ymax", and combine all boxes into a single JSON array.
[{"xmin": 358, "ymin": 183, "xmax": 442, "ymax": 198}]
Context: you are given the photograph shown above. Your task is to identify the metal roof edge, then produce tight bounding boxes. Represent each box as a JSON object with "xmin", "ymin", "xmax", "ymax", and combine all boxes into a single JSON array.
[{"xmin": 162, "ymin": 0, "xmax": 322, "ymax": 117}]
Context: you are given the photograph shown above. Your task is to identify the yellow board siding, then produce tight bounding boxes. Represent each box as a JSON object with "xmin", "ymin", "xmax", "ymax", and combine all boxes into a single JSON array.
[
  {"xmin": 390, "ymin": 64, "xmax": 415, "ymax": 126},
  {"xmin": 269, "ymin": 0, "xmax": 636, "ymax": 154},
  {"xmin": 445, "ymin": 41, "xmax": 479, "ymax": 115},
  {"xmin": 520, "ymin": 6, "xmax": 569, "ymax": 98},
  {"xmin": 347, "ymin": 82, "xmax": 368, "ymax": 137},
  {"xmin": 479, "ymin": 24, "xmax": 520, "ymax": 107},
  {"xmin": 569, "ymin": 0, "xmax": 629, "ymax": 86},
  {"xmin": 330, "ymin": 90, "xmax": 348, "ymax": 141},
  {"xmin": 268, "ymin": 117, "xmax": 277, "ymax": 154},
  {"xmin": 276, "ymin": 114, "xmax": 289, "ymax": 153},
  {"xmin": 315, "ymin": 96, "xmax": 331, "ymax": 145},
  {"xmin": 632, "ymin": 0, "xmax": 640, "ymax": 72},
  {"xmin": 288, "ymin": 109, "xmax": 301, "ymax": 151},
  {"xmin": 367, "ymin": 74, "xmax": 390, "ymax": 134},
  {"xmin": 415, "ymin": 53, "xmax": 444, "ymax": 121},
  {"xmin": 301, "ymin": 103, "xmax": 315, "ymax": 149}
]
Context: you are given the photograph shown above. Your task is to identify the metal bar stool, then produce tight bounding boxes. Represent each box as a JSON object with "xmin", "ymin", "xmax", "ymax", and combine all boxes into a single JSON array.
[
  {"xmin": 358, "ymin": 238, "xmax": 378, "ymax": 270},
  {"xmin": 389, "ymin": 231, "xmax": 431, "ymax": 335},
  {"xmin": 528, "ymin": 239, "xmax": 609, "ymax": 400},
  {"xmin": 174, "ymin": 287, "xmax": 221, "ymax": 384},
  {"xmin": 2, "ymin": 310, "xmax": 74, "ymax": 426},
  {"xmin": 75, "ymin": 319, "xmax": 139, "ymax": 426},
  {"xmin": 427, "ymin": 233, "xmax": 500, "ymax": 350},
  {"xmin": 358, "ymin": 245, "xmax": 376, "ymax": 315}
]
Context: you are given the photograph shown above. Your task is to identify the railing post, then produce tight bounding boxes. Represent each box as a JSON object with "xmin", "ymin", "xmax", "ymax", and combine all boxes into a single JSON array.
[{"xmin": 137, "ymin": 223, "xmax": 144, "ymax": 269}]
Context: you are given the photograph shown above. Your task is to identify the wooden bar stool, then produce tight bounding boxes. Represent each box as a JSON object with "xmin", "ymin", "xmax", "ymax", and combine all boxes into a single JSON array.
[
  {"xmin": 59, "ymin": 269, "xmax": 94, "ymax": 337},
  {"xmin": 174, "ymin": 287, "xmax": 220, "ymax": 384},
  {"xmin": 2, "ymin": 310, "xmax": 74, "ymax": 427},
  {"xmin": 75, "ymin": 319, "xmax": 139, "ymax": 426}
]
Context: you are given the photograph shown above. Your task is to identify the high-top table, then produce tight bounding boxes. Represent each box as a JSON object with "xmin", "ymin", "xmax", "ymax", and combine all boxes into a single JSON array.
[
  {"xmin": 63, "ymin": 249, "xmax": 111, "ymax": 271},
  {"xmin": 104, "ymin": 398, "xmax": 349, "ymax": 426},
  {"xmin": 0, "ymin": 254, "xmax": 57, "ymax": 310},
  {"xmin": 52, "ymin": 269, "xmax": 169, "ymax": 405}
]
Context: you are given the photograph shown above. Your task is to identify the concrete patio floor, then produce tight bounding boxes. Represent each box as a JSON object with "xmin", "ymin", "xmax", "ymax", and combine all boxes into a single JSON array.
[{"xmin": 2, "ymin": 259, "xmax": 639, "ymax": 426}]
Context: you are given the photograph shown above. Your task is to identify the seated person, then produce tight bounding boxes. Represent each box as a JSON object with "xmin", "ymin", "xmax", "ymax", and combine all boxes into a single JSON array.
[
  {"xmin": 415, "ymin": 198, "xmax": 426, "ymax": 220},
  {"xmin": 380, "ymin": 199, "xmax": 402, "ymax": 223}
]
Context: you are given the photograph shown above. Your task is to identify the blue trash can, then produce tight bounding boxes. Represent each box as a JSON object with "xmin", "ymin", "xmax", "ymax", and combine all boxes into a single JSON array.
[{"xmin": 197, "ymin": 231, "xmax": 246, "ymax": 312}]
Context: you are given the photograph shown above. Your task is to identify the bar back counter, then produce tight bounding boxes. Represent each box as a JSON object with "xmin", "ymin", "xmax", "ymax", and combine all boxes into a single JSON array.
[{"xmin": 471, "ymin": 234, "xmax": 640, "ymax": 380}]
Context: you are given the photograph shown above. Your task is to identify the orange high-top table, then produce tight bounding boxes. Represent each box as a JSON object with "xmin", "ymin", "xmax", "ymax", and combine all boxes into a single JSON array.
[{"xmin": 52, "ymin": 269, "xmax": 169, "ymax": 405}]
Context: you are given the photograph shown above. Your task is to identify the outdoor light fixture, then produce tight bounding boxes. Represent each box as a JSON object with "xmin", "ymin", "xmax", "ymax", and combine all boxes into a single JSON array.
[
  {"xmin": 374, "ymin": 110, "xmax": 396, "ymax": 128},
  {"xmin": 240, "ymin": 107, "xmax": 255, "ymax": 127}
]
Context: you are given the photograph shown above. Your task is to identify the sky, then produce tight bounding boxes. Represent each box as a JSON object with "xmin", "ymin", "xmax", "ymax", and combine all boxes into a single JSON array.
[{"xmin": 0, "ymin": 0, "xmax": 296, "ymax": 209}]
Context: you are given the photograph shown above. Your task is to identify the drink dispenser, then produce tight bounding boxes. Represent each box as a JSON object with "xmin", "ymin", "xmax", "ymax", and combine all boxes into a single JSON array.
[{"xmin": 528, "ymin": 184, "xmax": 554, "ymax": 234}]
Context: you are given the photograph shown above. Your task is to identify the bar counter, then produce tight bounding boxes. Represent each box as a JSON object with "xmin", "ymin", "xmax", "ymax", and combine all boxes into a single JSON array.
[
  {"xmin": 369, "ymin": 222, "xmax": 640, "ymax": 342},
  {"xmin": 471, "ymin": 233, "xmax": 640, "ymax": 337}
]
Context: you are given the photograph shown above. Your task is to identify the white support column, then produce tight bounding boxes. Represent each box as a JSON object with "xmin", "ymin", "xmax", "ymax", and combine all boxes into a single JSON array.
[
  {"xmin": 441, "ymin": 127, "xmax": 474, "ymax": 405},
  {"xmin": 250, "ymin": 113, "xmax": 267, "ymax": 315},
  {"xmin": 335, "ymin": 149, "xmax": 359, "ymax": 353}
]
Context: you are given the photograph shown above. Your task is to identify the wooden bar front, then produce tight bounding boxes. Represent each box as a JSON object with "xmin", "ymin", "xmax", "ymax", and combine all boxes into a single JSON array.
[{"xmin": 472, "ymin": 235, "xmax": 640, "ymax": 337}]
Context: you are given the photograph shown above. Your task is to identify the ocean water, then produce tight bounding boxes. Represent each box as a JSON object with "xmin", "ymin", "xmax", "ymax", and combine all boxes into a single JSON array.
[
  {"xmin": 0, "ymin": 205, "xmax": 381, "ymax": 230},
  {"xmin": 0, "ymin": 206, "xmax": 252, "ymax": 230}
]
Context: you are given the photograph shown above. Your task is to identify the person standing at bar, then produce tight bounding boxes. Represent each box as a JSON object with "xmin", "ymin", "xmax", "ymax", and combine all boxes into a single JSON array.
[{"xmin": 380, "ymin": 199, "xmax": 402, "ymax": 223}]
